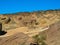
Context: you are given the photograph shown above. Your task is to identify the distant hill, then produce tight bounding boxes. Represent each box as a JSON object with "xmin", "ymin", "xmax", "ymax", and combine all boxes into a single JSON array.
[{"xmin": 0, "ymin": 9, "xmax": 60, "ymax": 30}]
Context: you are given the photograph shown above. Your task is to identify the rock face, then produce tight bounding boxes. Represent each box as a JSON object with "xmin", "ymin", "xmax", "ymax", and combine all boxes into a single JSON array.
[{"xmin": 0, "ymin": 33, "xmax": 33, "ymax": 45}]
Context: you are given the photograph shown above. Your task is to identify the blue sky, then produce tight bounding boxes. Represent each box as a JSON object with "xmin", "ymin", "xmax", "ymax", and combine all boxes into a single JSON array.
[{"xmin": 0, "ymin": 0, "xmax": 60, "ymax": 14}]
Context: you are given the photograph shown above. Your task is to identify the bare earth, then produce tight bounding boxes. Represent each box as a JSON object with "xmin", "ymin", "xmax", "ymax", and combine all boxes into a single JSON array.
[{"xmin": 0, "ymin": 10, "xmax": 60, "ymax": 45}]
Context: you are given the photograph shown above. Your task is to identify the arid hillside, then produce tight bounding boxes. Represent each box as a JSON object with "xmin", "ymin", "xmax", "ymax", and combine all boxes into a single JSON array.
[
  {"xmin": 0, "ymin": 10, "xmax": 60, "ymax": 30},
  {"xmin": 0, "ymin": 33, "xmax": 33, "ymax": 45},
  {"xmin": 0, "ymin": 10, "xmax": 60, "ymax": 45},
  {"xmin": 38, "ymin": 21, "xmax": 60, "ymax": 45}
]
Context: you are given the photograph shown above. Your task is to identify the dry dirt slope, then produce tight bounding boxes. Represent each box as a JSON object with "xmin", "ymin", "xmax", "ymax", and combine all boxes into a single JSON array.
[
  {"xmin": 0, "ymin": 33, "xmax": 33, "ymax": 45},
  {"xmin": 0, "ymin": 10, "xmax": 60, "ymax": 45},
  {"xmin": 41, "ymin": 21, "xmax": 60, "ymax": 45},
  {"xmin": 47, "ymin": 21, "xmax": 60, "ymax": 45},
  {"xmin": 0, "ymin": 21, "xmax": 60, "ymax": 45}
]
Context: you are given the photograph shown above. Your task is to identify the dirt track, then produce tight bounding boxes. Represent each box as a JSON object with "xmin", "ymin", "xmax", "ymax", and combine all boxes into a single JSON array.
[{"xmin": 0, "ymin": 26, "xmax": 49, "ymax": 37}]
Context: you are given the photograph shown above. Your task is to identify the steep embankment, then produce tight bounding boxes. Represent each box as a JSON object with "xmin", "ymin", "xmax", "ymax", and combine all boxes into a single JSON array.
[
  {"xmin": 46, "ymin": 21, "xmax": 60, "ymax": 45},
  {"xmin": 40, "ymin": 21, "xmax": 60, "ymax": 45}
]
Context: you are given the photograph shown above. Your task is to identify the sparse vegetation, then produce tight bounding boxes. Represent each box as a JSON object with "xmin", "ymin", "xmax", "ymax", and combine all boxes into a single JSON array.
[
  {"xmin": 32, "ymin": 34, "xmax": 47, "ymax": 45},
  {"xmin": 0, "ymin": 10, "xmax": 60, "ymax": 30},
  {"xmin": 5, "ymin": 17, "xmax": 11, "ymax": 24},
  {"xmin": 0, "ymin": 9, "xmax": 60, "ymax": 45}
]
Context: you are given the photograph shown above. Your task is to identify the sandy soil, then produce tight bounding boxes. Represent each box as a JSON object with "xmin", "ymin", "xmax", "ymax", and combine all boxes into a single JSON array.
[{"xmin": 0, "ymin": 26, "xmax": 49, "ymax": 37}]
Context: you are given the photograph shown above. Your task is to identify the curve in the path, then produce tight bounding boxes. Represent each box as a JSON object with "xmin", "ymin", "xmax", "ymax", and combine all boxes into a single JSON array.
[{"xmin": 0, "ymin": 26, "xmax": 49, "ymax": 37}]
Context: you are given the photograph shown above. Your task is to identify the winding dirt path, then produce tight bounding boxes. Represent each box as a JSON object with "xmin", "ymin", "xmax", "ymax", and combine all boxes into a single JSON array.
[{"xmin": 0, "ymin": 26, "xmax": 49, "ymax": 37}]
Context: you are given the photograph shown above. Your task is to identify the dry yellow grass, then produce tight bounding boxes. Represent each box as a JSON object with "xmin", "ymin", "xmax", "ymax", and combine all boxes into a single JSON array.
[{"xmin": 0, "ymin": 10, "xmax": 60, "ymax": 45}]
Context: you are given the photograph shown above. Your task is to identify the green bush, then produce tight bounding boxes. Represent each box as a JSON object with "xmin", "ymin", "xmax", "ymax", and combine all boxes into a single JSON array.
[{"xmin": 32, "ymin": 34, "xmax": 47, "ymax": 45}]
